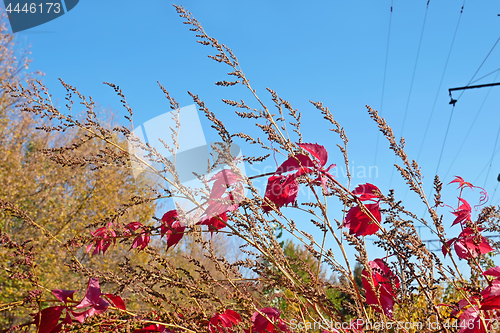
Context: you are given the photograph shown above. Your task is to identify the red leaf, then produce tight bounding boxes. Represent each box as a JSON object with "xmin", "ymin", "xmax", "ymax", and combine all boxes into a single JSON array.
[
  {"xmin": 275, "ymin": 154, "xmax": 315, "ymax": 175},
  {"xmin": 161, "ymin": 210, "xmax": 179, "ymax": 229},
  {"xmin": 51, "ymin": 289, "xmax": 76, "ymax": 304},
  {"xmin": 262, "ymin": 174, "xmax": 299, "ymax": 213},
  {"xmin": 31, "ymin": 306, "xmax": 65, "ymax": 333},
  {"xmin": 208, "ymin": 309, "xmax": 242, "ymax": 333},
  {"xmin": 442, "ymin": 239, "xmax": 455, "ymax": 257},
  {"xmin": 343, "ymin": 203, "xmax": 381, "ymax": 236},
  {"xmin": 451, "ymin": 198, "xmax": 471, "ymax": 226},
  {"xmin": 75, "ymin": 278, "xmax": 103, "ymax": 309},
  {"xmin": 457, "ymin": 306, "xmax": 489, "ymax": 333},
  {"xmin": 71, "ymin": 298, "xmax": 109, "ymax": 323},
  {"xmin": 480, "ymin": 279, "xmax": 500, "ymax": 311},
  {"xmin": 133, "ymin": 324, "xmax": 172, "ymax": 333},
  {"xmin": 209, "ymin": 169, "xmax": 241, "ymax": 200},
  {"xmin": 251, "ymin": 307, "xmax": 288, "ymax": 333},
  {"xmin": 361, "ymin": 259, "xmax": 399, "ymax": 318},
  {"xmin": 130, "ymin": 233, "xmax": 150, "ymax": 251},
  {"xmin": 86, "ymin": 223, "xmax": 117, "ymax": 256},
  {"xmin": 450, "ymin": 176, "xmax": 474, "ymax": 190},
  {"xmin": 103, "ymin": 293, "xmax": 126, "ymax": 311},
  {"xmin": 483, "ymin": 266, "xmax": 500, "ymax": 278},
  {"xmin": 166, "ymin": 224, "xmax": 186, "ymax": 249},
  {"xmin": 456, "ymin": 228, "xmax": 492, "ymax": 259},
  {"xmin": 222, "ymin": 309, "xmax": 241, "ymax": 324},
  {"xmin": 126, "ymin": 221, "xmax": 143, "ymax": 232},
  {"xmin": 297, "ymin": 143, "xmax": 328, "ymax": 167},
  {"xmin": 161, "ymin": 210, "xmax": 185, "ymax": 250},
  {"xmin": 198, "ymin": 212, "xmax": 228, "ymax": 233},
  {"xmin": 72, "ymin": 278, "xmax": 109, "ymax": 323},
  {"xmin": 352, "ymin": 183, "xmax": 381, "ymax": 201}
]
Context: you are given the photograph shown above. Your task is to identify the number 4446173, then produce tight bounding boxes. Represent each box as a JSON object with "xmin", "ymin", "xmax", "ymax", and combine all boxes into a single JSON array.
[{"xmin": 5, "ymin": 2, "xmax": 61, "ymax": 14}]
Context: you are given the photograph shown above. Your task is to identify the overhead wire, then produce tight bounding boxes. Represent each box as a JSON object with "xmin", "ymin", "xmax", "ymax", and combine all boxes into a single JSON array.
[
  {"xmin": 416, "ymin": 0, "xmax": 465, "ymax": 162},
  {"xmin": 436, "ymin": 35, "xmax": 500, "ymax": 185},
  {"xmin": 404, "ymin": 0, "xmax": 466, "ymax": 207},
  {"xmin": 389, "ymin": 0, "xmax": 430, "ymax": 188},
  {"xmin": 473, "ymin": 145, "xmax": 500, "ymax": 184},
  {"xmin": 450, "ymin": 36, "xmax": 500, "ymax": 105},
  {"xmin": 483, "ymin": 124, "xmax": 500, "ymax": 189},
  {"xmin": 470, "ymin": 67, "xmax": 500, "ymax": 85},
  {"xmin": 424, "ymin": 31, "xmax": 500, "ymax": 217},
  {"xmin": 372, "ymin": 0, "xmax": 393, "ymax": 181}
]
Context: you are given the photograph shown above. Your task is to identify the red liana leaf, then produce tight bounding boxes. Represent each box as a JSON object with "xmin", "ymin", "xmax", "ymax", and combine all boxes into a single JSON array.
[
  {"xmin": 483, "ymin": 266, "xmax": 500, "ymax": 278},
  {"xmin": 451, "ymin": 198, "xmax": 471, "ymax": 226},
  {"xmin": 103, "ymin": 293, "xmax": 126, "ymax": 311},
  {"xmin": 352, "ymin": 183, "xmax": 381, "ymax": 201},
  {"xmin": 161, "ymin": 210, "xmax": 185, "ymax": 250},
  {"xmin": 251, "ymin": 307, "xmax": 288, "ymax": 333},
  {"xmin": 449, "ymin": 176, "xmax": 474, "ymax": 190},
  {"xmin": 31, "ymin": 306, "xmax": 65, "ymax": 333},
  {"xmin": 262, "ymin": 174, "xmax": 299, "ymax": 213},
  {"xmin": 297, "ymin": 143, "xmax": 328, "ymax": 167},
  {"xmin": 75, "ymin": 278, "xmax": 102, "ymax": 309},
  {"xmin": 51, "ymin": 289, "xmax": 76, "ymax": 304},
  {"xmin": 275, "ymin": 154, "xmax": 315, "ymax": 175},
  {"xmin": 361, "ymin": 259, "xmax": 399, "ymax": 318},
  {"xmin": 343, "ymin": 203, "xmax": 381, "ymax": 236}
]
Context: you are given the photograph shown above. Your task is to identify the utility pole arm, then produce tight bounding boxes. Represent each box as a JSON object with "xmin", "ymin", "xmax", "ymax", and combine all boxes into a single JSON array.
[{"xmin": 448, "ymin": 82, "xmax": 500, "ymax": 106}]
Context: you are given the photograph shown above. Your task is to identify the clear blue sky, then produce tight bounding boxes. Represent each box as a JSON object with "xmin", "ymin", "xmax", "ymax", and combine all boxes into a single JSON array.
[{"xmin": 6, "ymin": 1, "xmax": 500, "ymax": 271}]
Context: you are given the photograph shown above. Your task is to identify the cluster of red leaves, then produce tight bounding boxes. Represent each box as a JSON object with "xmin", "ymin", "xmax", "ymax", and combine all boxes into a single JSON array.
[
  {"xmin": 86, "ymin": 169, "xmax": 244, "ymax": 255},
  {"xmin": 451, "ymin": 266, "xmax": 500, "ymax": 333},
  {"xmin": 206, "ymin": 307, "xmax": 289, "ymax": 333},
  {"xmin": 262, "ymin": 143, "xmax": 335, "ymax": 213},
  {"xmin": 86, "ymin": 214, "xmax": 185, "ymax": 256},
  {"xmin": 161, "ymin": 209, "xmax": 185, "ymax": 250},
  {"xmin": 248, "ymin": 307, "xmax": 289, "ymax": 333},
  {"xmin": 133, "ymin": 307, "xmax": 286, "ymax": 333},
  {"xmin": 125, "ymin": 222, "xmax": 151, "ymax": 252},
  {"xmin": 86, "ymin": 223, "xmax": 116, "ymax": 256},
  {"xmin": 208, "ymin": 309, "xmax": 241, "ymax": 333},
  {"xmin": 361, "ymin": 259, "xmax": 399, "ymax": 318},
  {"xmin": 343, "ymin": 183, "xmax": 382, "ymax": 236},
  {"xmin": 133, "ymin": 323, "xmax": 173, "ymax": 333},
  {"xmin": 442, "ymin": 177, "xmax": 493, "ymax": 260},
  {"xmin": 32, "ymin": 278, "xmax": 125, "ymax": 333},
  {"xmin": 443, "ymin": 227, "xmax": 493, "ymax": 260},
  {"xmin": 197, "ymin": 169, "xmax": 243, "ymax": 233}
]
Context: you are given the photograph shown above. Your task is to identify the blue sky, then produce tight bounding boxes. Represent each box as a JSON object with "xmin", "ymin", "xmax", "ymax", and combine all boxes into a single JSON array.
[{"xmin": 7, "ymin": 1, "xmax": 500, "ymax": 272}]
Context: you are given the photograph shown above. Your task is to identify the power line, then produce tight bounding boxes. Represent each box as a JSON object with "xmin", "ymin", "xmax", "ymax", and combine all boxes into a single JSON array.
[
  {"xmin": 400, "ymin": 0, "xmax": 430, "ymax": 136},
  {"xmin": 470, "ymin": 67, "xmax": 500, "ymax": 85},
  {"xmin": 422, "ymin": 105, "xmax": 456, "ymax": 218},
  {"xmin": 434, "ymin": 106, "xmax": 455, "ymax": 177},
  {"xmin": 483, "ymin": 123, "xmax": 500, "ymax": 189},
  {"xmin": 373, "ymin": 0, "xmax": 393, "ymax": 181},
  {"xmin": 473, "ymin": 145, "xmax": 500, "ymax": 185},
  {"xmin": 490, "ymin": 177, "xmax": 500, "ymax": 205},
  {"xmin": 416, "ymin": 0, "xmax": 465, "ymax": 162},
  {"xmin": 449, "ymin": 35, "xmax": 500, "ymax": 105},
  {"xmin": 424, "ymin": 30, "xmax": 500, "ymax": 219},
  {"xmin": 389, "ymin": 0, "xmax": 430, "ymax": 187}
]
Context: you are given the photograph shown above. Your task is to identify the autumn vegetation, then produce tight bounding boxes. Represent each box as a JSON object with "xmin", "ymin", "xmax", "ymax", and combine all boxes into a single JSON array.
[{"xmin": 1, "ymin": 5, "xmax": 500, "ymax": 333}]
